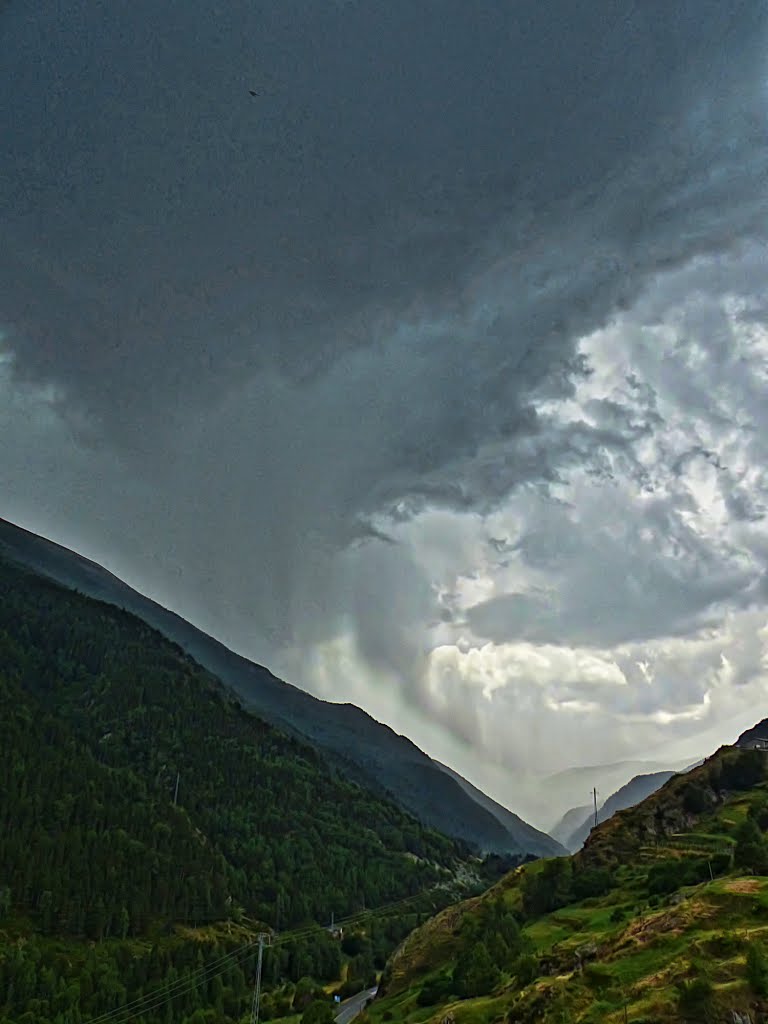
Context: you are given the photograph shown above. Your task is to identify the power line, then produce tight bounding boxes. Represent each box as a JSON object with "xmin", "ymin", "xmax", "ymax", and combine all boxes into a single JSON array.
[
  {"xmin": 82, "ymin": 884, "xmax": 445, "ymax": 1024},
  {"xmin": 249, "ymin": 932, "xmax": 271, "ymax": 1024},
  {"xmin": 82, "ymin": 937, "xmax": 262, "ymax": 1024}
]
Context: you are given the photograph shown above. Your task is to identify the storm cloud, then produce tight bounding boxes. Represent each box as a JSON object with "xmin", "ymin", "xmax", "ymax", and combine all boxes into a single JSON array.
[{"xmin": 2, "ymin": 0, "xmax": 768, "ymax": 820}]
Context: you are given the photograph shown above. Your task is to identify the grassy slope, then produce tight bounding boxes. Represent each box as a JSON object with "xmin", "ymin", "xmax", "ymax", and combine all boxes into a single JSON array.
[{"xmin": 369, "ymin": 747, "xmax": 768, "ymax": 1024}]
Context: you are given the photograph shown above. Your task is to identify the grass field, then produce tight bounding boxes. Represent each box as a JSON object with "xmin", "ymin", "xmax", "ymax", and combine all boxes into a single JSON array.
[{"xmin": 367, "ymin": 750, "xmax": 768, "ymax": 1024}]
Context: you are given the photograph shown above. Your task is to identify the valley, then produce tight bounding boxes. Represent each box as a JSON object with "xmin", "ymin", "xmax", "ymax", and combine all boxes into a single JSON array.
[{"xmin": 2, "ymin": 530, "xmax": 768, "ymax": 1024}]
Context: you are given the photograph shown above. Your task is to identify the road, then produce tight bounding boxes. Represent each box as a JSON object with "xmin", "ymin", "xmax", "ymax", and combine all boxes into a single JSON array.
[{"xmin": 334, "ymin": 986, "xmax": 378, "ymax": 1024}]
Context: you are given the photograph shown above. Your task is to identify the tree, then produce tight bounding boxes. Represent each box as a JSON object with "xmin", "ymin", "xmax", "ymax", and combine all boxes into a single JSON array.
[
  {"xmin": 417, "ymin": 974, "xmax": 453, "ymax": 1007},
  {"xmin": 721, "ymin": 749, "xmax": 767, "ymax": 790},
  {"xmin": 676, "ymin": 975, "xmax": 715, "ymax": 1022},
  {"xmin": 293, "ymin": 976, "xmax": 321, "ymax": 1011},
  {"xmin": 452, "ymin": 942, "xmax": 500, "ymax": 998},
  {"xmin": 735, "ymin": 819, "xmax": 768, "ymax": 874},
  {"xmin": 37, "ymin": 891, "xmax": 54, "ymax": 936},
  {"xmin": 301, "ymin": 999, "xmax": 334, "ymax": 1024},
  {"xmin": 572, "ymin": 867, "xmax": 613, "ymax": 900},
  {"xmin": 682, "ymin": 782, "xmax": 711, "ymax": 814},
  {"xmin": 514, "ymin": 954, "xmax": 539, "ymax": 987},
  {"xmin": 521, "ymin": 858, "xmax": 573, "ymax": 916},
  {"xmin": 746, "ymin": 941, "xmax": 768, "ymax": 996}
]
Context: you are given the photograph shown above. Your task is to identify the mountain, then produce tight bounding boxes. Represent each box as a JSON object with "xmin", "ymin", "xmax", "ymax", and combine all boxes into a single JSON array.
[
  {"xmin": 0, "ymin": 516, "xmax": 560, "ymax": 857},
  {"xmin": 538, "ymin": 757, "xmax": 694, "ymax": 824},
  {"xmin": 435, "ymin": 762, "xmax": 566, "ymax": 859},
  {"xmin": 549, "ymin": 804, "xmax": 591, "ymax": 847},
  {"xmin": 373, "ymin": 737, "xmax": 768, "ymax": 1024},
  {"xmin": 562, "ymin": 770, "xmax": 677, "ymax": 852},
  {"xmin": 0, "ymin": 551, "xmax": 485, "ymax": 1024}
]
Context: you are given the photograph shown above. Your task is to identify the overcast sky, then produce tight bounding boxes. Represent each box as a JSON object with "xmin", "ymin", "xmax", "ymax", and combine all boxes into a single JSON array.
[{"xmin": 2, "ymin": 0, "xmax": 768, "ymax": 822}]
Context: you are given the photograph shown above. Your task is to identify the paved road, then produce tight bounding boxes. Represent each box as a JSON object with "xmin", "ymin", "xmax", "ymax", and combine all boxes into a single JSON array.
[{"xmin": 334, "ymin": 986, "xmax": 378, "ymax": 1024}]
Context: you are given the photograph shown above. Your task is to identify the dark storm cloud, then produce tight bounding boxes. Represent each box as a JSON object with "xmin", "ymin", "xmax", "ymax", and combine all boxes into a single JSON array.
[
  {"xmin": 2, "ymin": 0, "xmax": 766, "ymax": 444},
  {"xmin": 3, "ymin": 1, "xmax": 768, "ymax": 788}
]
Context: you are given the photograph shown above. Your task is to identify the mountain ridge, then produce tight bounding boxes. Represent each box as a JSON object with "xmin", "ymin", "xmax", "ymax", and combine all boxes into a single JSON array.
[
  {"xmin": 0, "ymin": 551, "xmax": 488, "ymax": 1024},
  {"xmin": 563, "ymin": 769, "xmax": 677, "ymax": 852},
  {"xmin": 0, "ymin": 515, "xmax": 561, "ymax": 858}
]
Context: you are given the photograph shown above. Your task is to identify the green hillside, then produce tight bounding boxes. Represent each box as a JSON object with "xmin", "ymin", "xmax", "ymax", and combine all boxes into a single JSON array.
[
  {"xmin": 368, "ymin": 745, "xmax": 768, "ymax": 1024},
  {"xmin": 0, "ymin": 555, "xmax": 493, "ymax": 1024}
]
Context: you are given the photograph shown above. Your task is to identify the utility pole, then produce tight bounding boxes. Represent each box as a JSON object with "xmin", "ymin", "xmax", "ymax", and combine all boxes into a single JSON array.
[
  {"xmin": 250, "ymin": 933, "xmax": 271, "ymax": 1024},
  {"xmin": 593, "ymin": 787, "xmax": 599, "ymax": 830},
  {"xmin": 173, "ymin": 772, "xmax": 180, "ymax": 806}
]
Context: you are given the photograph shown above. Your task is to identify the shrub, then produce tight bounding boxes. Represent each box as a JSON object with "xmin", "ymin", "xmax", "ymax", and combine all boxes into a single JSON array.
[
  {"xmin": 706, "ymin": 931, "xmax": 742, "ymax": 957},
  {"xmin": 647, "ymin": 857, "xmax": 712, "ymax": 895},
  {"xmin": 514, "ymin": 954, "xmax": 539, "ymax": 987},
  {"xmin": 750, "ymin": 796, "xmax": 768, "ymax": 831},
  {"xmin": 681, "ymin": 783, "xmax": 711, "ymax": 814},
  {"xmin": 301, "ymin": 1000, "xmax": 335, "ymax": 1024},
  {"xmin": 521, "ymin": 858, "xmax": 573, "ymax": 916},
  {"xmin": 676, "ymin": 976, "xmax": 715, "ymax": 1021},
  {"xmin": 583, "ymin": 963, "xmax": 612, "ymax": 992},
  {"xmin": 572, "ymin": 867, "xmax": 613, "ymax": 900},
  {"xmin": 720, "ymin": 749, "xmax": 767, "ymax": 791},
  {"xmin": 735, "ymin": 819, "xmax": 768, "ymax": 874},
  {"xmin": 746, "ymin": 941, "xmax": 768, "ymax": 996},
  {"xmin": 417, "ymin": 974, "xmax": 453, "ymax": 1007},
  {"xmin": 452, "ymin": 941, "xmax": 500, "ymax": 998},
  {"xmin": 294, "ymin": 977, "xmax": 323, "ymax": 1011}
]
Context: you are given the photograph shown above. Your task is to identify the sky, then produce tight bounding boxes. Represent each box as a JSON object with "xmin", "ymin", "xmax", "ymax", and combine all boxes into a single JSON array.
[{"xmin": 2, "ymin": 0, "xmax": 768, "ymax": 824}]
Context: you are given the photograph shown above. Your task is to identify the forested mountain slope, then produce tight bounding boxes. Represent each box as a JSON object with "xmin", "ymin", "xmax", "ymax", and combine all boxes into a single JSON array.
[
  {"xmin": 0, "ymin": 554, "xmax": 488, "ymax": 1024},
  {"xmin": 0, "ymin": 516, "xmax": 561, "ymax": 858},
  {"xmin": 367, "ymin": 741, "xmax": 768, "ymax": 1024}
]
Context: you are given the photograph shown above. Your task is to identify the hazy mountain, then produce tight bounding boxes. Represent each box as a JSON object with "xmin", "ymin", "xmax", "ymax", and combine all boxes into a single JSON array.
[
  {"xmin": 538, "ymin": 756, "xmax": 696, "ymax": 826},
  {"xmin": 0, "ymin": 516, "xmax": 561, "ymax": 857},
  {"xmin": 563, "ymin": 770, "xmax": 677, "ymax": 852},
  {"xmin": 435, "ymin": 762, "xmax": 566, "ymax": 858},
  {"xmin": 549, "ymin": 804, "xmax": 592, "ymax": 847}
]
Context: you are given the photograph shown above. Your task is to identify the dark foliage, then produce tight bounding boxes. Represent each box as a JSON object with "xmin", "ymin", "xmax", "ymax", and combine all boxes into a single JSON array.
[
  {"xmin": 646, "ymin": 855, "xmax": 728, "ymax": 896},
  {"xmin": 521, "ymin": 858, "xmax": 573, "ymax": 916},
  {"xmin": 676, "ymin": 974, "xmax": 715, "ymax": 1021},
  {"xmin": 681, "ymin": 782, "xmax": 712, "ymax": 815},
  {"xmin": 571, "ymin": 867, "xmax": 613, "ymax": 901},
  {"xmin": 746, "ymin": 940, "xmax": 768, "ymax": 996},
  {"xmin": 734, "ymin": 819, "xmax": 768, "ymax": 874},
  {"xmin": 0, "ymin": 557, "xmax": 471, "ymax": 1023}
]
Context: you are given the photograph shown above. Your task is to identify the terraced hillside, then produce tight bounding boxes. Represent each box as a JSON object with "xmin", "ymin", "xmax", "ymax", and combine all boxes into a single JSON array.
[{"xmin": 366, "ymin": 744, "xmax": 768, "ymax": 1024}]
